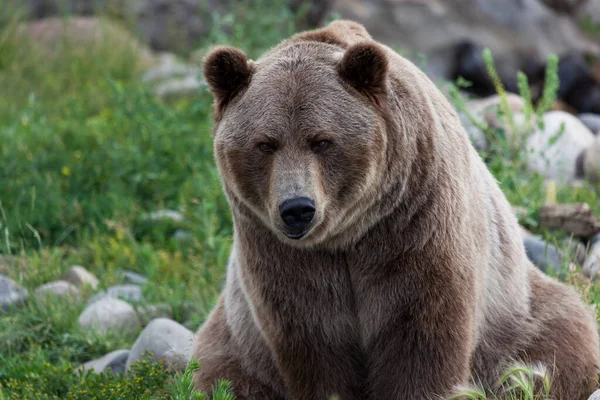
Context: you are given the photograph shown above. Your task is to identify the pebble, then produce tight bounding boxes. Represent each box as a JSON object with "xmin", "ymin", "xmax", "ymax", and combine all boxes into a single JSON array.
[
  {"xmin": 126, "ymin": 318, "xmax": 194, "ymax": 372},
  {"xmin": 122, "ymin": 271, "xmax": 149, "ymax": 286},
  {"xmin": 63, "ymin": 266, "xmax": 99, "ymax": 289},
  {"xmin": 78, "ymin": 297, "xmax": 141, "ymax": 334},
  {"xmin": 578, "ymin": 113, "xmax": 600, "ymax": 135},
  {"xmin": 87, "ymin": 284, "xmax": 143, "ymax": 305}
]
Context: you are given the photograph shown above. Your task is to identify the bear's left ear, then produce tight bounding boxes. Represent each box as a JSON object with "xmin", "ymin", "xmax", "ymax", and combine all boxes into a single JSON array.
[
  {"xmin": 338, "ymin": 42, "xmax": 388, "ymax": 99},
  {"xmin": 203, "ymin": 46, "xmax": 254, "ymax": 116}
]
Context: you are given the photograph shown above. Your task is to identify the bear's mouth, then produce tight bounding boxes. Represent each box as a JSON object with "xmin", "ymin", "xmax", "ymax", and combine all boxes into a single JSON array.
[{"xmin": 284, "ymin": 229, "xmax": 309, "ymax": 240}]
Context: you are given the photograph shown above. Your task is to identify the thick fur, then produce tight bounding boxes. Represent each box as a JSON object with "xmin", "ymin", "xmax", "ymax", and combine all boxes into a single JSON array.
[{"xmin": 194, "ymin": 20, "xmax": 600, "ymax": 400}]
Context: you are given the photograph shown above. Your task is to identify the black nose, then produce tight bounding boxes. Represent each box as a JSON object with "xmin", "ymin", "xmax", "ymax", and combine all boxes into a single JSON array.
[{"xmin": 279, "ymin": 197, "xmax": 315, "ymax": 233}]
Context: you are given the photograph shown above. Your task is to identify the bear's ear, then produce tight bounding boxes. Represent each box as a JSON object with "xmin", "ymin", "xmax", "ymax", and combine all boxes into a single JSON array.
[
  {"xmin": 338, "ymin": 42, "xmax": 388, "ymax": 99},
  {"xmin": 203, "ymin": 46, "xmax": 254, "ymax": 115}
]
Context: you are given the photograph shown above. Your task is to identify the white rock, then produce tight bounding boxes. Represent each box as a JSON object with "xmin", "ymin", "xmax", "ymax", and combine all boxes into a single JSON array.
[
  {"xmin": 584, "ymin": 135, "xmax": 600, "ymax": 184},
  {"xmin": 78, "ymin": 297, "xmax": 141, "ymax": 334},
  {"xmin": 525, "ymin": 111, "xmax": 595, "ymax": 182},
  {"xmin": 589, "ymin": 388, "xmax": 600, "ymax": 399},
  {"xmin": 63, "ymin": 266, "xmax": 99, "ymax": 289},
  {"xmin": 126, "ymin": 318, "xmax": 194, "ymax": 372}
]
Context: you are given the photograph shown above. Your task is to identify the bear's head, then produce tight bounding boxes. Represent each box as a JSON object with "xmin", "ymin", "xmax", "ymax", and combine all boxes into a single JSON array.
[{"xmin": 202, "ymin": 21, "xmax": 435, "ymax": 248}]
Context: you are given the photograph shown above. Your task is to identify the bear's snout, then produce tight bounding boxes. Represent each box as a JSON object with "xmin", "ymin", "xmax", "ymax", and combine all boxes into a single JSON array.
[{"xmin": 279, "ymin": 197, "xmax": 315, "ymax": 239}]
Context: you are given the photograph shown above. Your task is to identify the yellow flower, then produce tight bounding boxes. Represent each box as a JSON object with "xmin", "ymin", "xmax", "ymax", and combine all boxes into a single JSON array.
[{"xmin": 61, "ymin": 166, "xmax": 71, "ymax": 176}]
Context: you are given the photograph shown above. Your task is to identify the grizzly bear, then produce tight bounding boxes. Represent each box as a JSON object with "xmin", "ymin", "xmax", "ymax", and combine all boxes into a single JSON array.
[{"xmin": 192, "ymin": 20, "xmax": 600, "ymax": 400}]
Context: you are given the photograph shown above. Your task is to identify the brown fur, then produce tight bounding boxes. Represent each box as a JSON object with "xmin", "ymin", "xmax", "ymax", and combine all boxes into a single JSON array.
[{"xmin": 193, "ymin": 20, "xmax": 600, "ymax": 400}]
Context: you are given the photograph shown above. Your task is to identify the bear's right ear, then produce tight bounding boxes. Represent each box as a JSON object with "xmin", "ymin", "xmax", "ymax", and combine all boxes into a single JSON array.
[
  {"xmin": 203, "ymin": 46, "xmax": 254, "ymax": 116},
  {"xmin": 338, "ymin": 42, "xmax": 388, "ymax": 101}
]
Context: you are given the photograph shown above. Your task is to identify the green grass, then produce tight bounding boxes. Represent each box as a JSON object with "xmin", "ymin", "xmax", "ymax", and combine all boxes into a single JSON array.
[{"xmin": 0, "ymin": 1, "xmax": 599, "ymax": 399}]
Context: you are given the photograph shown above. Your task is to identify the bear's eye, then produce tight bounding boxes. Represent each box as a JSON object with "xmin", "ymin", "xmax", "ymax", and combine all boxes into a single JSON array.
[
  {"xmin": 312, "ymin": 140, "xmax": 331, "ymax": 153},
  {"xmin": 258, "ymin": 143, "xmax": 277, "ymax": 154}
]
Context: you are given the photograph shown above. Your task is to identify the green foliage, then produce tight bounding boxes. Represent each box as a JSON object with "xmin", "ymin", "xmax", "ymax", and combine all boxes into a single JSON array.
[{"xmin": 171, "ymin": 360, "xmax": 236, "ymax": 400}]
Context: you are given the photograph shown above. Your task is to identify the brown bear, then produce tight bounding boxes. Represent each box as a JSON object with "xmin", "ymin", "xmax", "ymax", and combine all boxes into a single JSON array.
[{"xmin": 192, "ymin": 20, "xmax": 600, "ymax": 400}]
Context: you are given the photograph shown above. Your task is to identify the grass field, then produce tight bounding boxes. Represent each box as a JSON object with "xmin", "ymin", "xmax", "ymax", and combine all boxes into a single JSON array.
[{"xmin": 0, "ymin": 1, "xmax": 599, "ymax": 399}]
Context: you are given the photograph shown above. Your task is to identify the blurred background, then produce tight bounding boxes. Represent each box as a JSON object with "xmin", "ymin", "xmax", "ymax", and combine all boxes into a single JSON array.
[{"xmin": 0, "ymin": 1, "xmax": 599, "ymax": 399}]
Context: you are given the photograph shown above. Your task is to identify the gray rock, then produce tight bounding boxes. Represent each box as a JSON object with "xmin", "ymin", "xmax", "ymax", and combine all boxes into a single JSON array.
[
  {"xmin": 172, "ymin": 229, "xmax": 193, "ymax": 243},
  {"xmin": 82, "ymin": 349, "xmax": 130, "ymax": 374},
  {"xmin": 78, "ymin": 297, "xmax": 141, "ymax": 334},
  {"xmin": 589, "ymin": 388, "xmax": 600, "ymax": 400},
  {"xmin": 126, "ymin": 318, "xmax": 194, "ymax": 372},
  {"xmin": 34, "ymin": 280, "xmax": 80, "ymax": 300},
  {"xmin": 583, "ymin": 242, "xmax": 600, "ymax": 279},
  {"xmin": 578, "ymin": 114, "xmax": 600, "ymax": 135},
  {"xmin": 122, "ymin": 271, "xmax": 149, "ymax": 286},
  {"xmin": 333, "ymin": 0, "xmax": 600, "ymax": 83},
  {"xmin": 583, "ymin": 135, "xmax": 600, "ymax": 184},
  {"xmin": 154, "ymin": 76, "xmax": 205, "ymax": 100},
  {"xmin": 63, "ymin": 266, "xmax": 99, "ymax": 289},
  {"xmin": 0, "ymin": 274, "xmax": 28, "ymax": 312},
  {"xmin": 523, "ymin": 236, "xmax": 564, "ymax": 274},
  {"xmin": 88, "ymin": 284, "xmax": 144, "ymax": 305}
]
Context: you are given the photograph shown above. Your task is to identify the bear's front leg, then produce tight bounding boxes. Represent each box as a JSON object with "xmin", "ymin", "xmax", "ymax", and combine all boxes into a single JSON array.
[{"xmin": 357, "ymin": 264, "xmax": 477, "ymax": 399}]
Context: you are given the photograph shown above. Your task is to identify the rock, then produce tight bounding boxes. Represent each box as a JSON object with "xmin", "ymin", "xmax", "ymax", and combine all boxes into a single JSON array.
[
  {"xmin": 0, "ymin": 274, "xmax": 28, "ymax": 312},
  {"xmin": 583, "ymin": 135, "xmax": 600, "ymax": 184},
  {"xmin": 523, "ymin": 236, "xmax": 564, "ymax": 273},
  {"xmin": 557, "ymin": 54, "xmax": 600, "ymax": 115},
  {"xmin": 122, "ymin": 271, "xmax": 149, "ymax": 286},
  {"xmin": 126, "ymin": 318, "xmax": 194, "ymax": 372},
  {"xmin": 82, "ymin": 349, "xmax": 130, "ymax": 374},
  {"xmin": 63, "ymin": 266, "xmax": 99, "ymax": 290},
  {"xmin": 589, "ymin": 388, "xmax": 600, "ymax": 400},
  {"xmin": 88, "ymin": 284, "xmax": 144, "ymax": 305},
  {"xmin": 15, "ymin": 17, "xmax": 155, "ymax": 68},
  {"xmin": 582, "ymin": 242, "xmax": 600, "ymax": 279},
  {"xmin": 525, "ymin": 111, "xmax": 595, "ymax": 182},
  {"xmin": 172, "ymin": 229, "xmax": 193, "ymax": 243},
  {"xmin": 332, "ymin": 0, "xmax": 600, "ymax": 85},
  {"xmin": 78, "ymin": 297, "xmax": 141, "ymax": 334},
  {"xmin": 141, "ymin": 53, "xmax": 198, "ymax": 84},
  {"xmin": 34, "ymin": 281, "xmax": 80, "ymax": 300},
  {"xmin": 135, "ymin": 303, "xmax": 173, "ymax": 325},
  {"xmin": 578, "ymin": 113, "xmax": 600, "ymax": 135}
]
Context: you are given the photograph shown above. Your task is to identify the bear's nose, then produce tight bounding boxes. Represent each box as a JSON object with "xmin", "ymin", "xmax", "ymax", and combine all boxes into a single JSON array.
[{"xmin": 279, "ymin": 197, "xmax": 315, "ymax": 233}]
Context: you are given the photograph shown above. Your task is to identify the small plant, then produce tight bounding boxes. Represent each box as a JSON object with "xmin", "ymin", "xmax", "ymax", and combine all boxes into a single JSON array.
[{"xmin": 171, "ymin": 360, "xmax": 236, "ymax": 400}]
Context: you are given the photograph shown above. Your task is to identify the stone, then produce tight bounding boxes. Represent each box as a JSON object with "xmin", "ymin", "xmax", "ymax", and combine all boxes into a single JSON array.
[
  {"xmin": 583, "ymin": 242, "xmax": 600, "ymax": 279},
  {"xmin": 63, "ymin": 266, "xmax": 99, "ymax": 290},
  {"xmin": 122, "ymin": 271, "xmax": 148, "ymax": 286},
  {"xmin": 578, "ymin": 0, "xmax": 600, "ymax": 23},
  {"xmin": 82, "ymin": 349, "xmax": 130, "ymax": 374},
  {"xmin": 523, "ymin": 236, "xmax": 564, "ymax": 274},
  {"xmin": 126, "ymin": 318, "xmax": 194, "ymax": 372},
  {"xmin": 88, "ymin": 284, "xmax": 144, "ymax": 305},
  {"xmin": 525, "ymin": 111, "xmax": 596, "ymax": 182},
  {"xmin": 332, "ymin": 0, "xmax": 600, "ymax": 86},
  {"xmin": 140, "ymin": 209, "xmax": 184, "ymax": 223},
  {"xmin": 542, "ymin": 0, "xmax": 587, "ymax": 14},
  {"xmin": 34, "ymin": 280, "xmax": 80, "ymax": 300},
  {"xmin": 154, "ymin": 75, "xmax": 205, "ymax": 100},
  {"xmin": 135, "ymin": 303, "xmax": 173, "ymax": 325},
  {"xmin": 78, "ymin": 297, "xmax": 141, "ymax": 334},
  {"xmin": 0, "ymin": 274, "xmax": 28, "ymax": 312},
  {"xmin": 589, "ymin": 388, "xmax": 600, "ymax": 400},
  {"xmin": 15, "ymin": 17, "xmax": 155, "ymax": 68},
  {"xmin": 578, "ymin": 113, "xmax": 600, "ymax": 135},
  {"xmin": 583, "ymin": 135, "xmax": 600, "ymax": 184}
]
